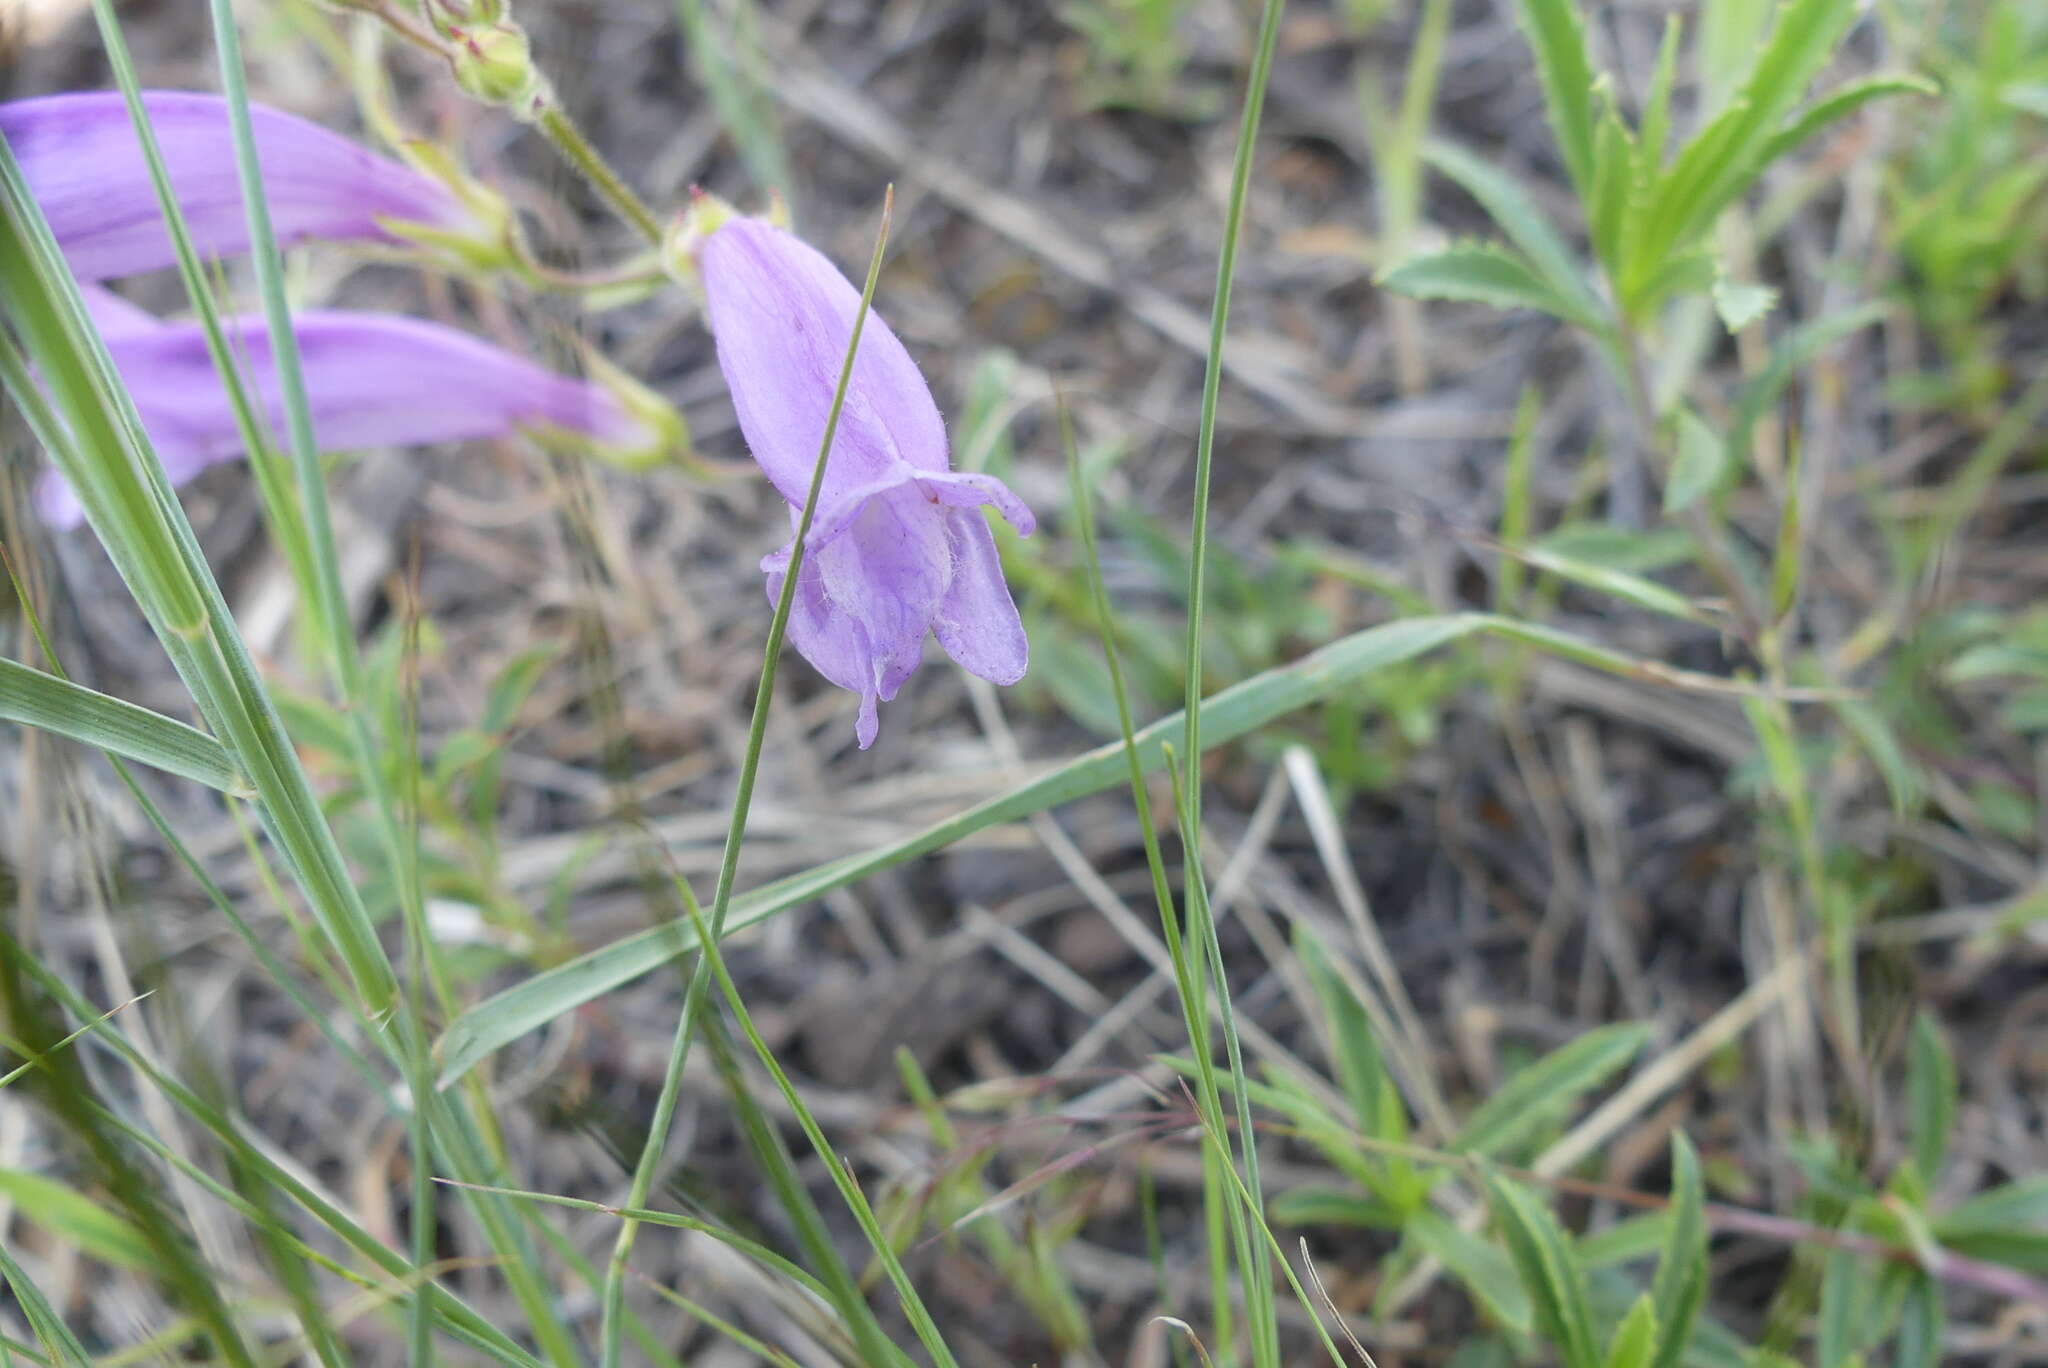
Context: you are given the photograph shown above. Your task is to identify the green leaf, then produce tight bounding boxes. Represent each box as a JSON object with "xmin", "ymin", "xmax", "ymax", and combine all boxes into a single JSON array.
[
  {"xmin": 1511, "ymin": 544, "xmax": 1705, "ymax": 623},
  {"xmin": 1712, "ymin": 276, "xmax": 1778, "ymax": 332},
  {"xmin": 1512, "ymin": 0, "xmax": 1599, "ymax": 198},
  {"xmin": 1664, "ymin": 406, "xmax": 1730, "ymax": 513},
  {"xmin": 1907, "ymin": 1012, "xmax": 1958, "ymax": 1185},
  {"xmin": 1816, "ymin": 1248, "xmax": 1866, "ymax": 1368},
  {"xmin": 1578, "ymin": 1211, "xmax": 1667, "ymax": 1268},
  {"xmin": 1589, "ymin": 100, "xmax": 1635, "ymax": 277},
  {"xmin": 0, "ymin": 1239, "xmax": 92, "ymax": 1368},
  {"xmin": 1602, "ymin": 1294, "xmax": 1659, "ymax": 1368},
  {"xmin": 1649, "ymin": 1133, "xmax": 1706, "ymax": 1368},
  {"xmin": 1380, "ymin": 243, "xmax": 1603, "ymax": 329},
  {"xmin": 1424, "ymin": 139, "xmax": 1603, "ymax": 323},
  {"xmin": 1894, "ymin": 1274, "xmax": 1942, "ymax": 1368},
  {"xmin": 1757, "ymin": 75, "xmax": 1939, "ymax": 169},
  {"xmin": 482, "ymin": 644, "xmax": 563, "ymax": 733},
  {"xmin": 1486, "ymin": 1171, "xmax": 1601, "ymax": 1368},
  {"xmin": 1934, "ymin": 1176, "xmax": 2048, "ymax": 1269},
  {"xmin": 1297, "ymin": 929, "xmax": 1403, "ymax": 1146},
  {"xmin": 1267, "ymin": 1186, "xmax": 1403, "ymax": 1229},
  {"xmin": 0, "ymin": 657, "xmax": 247, "ymax": 795},
  {"xmin": 0, "ymin": 1170, "xmax": 152, "ymax": 1272},
  {"xmin": 1659, "ymin": 0, "xmax": 1858, "ymax": 241},
  {"xmin": 1637, "ymin": 15, "xmax": 1683, "ymax": 174},
  {"xmin": 1627, "ymin": 249, "xmax": 1718, "ymax": 316},
  {"xmin": 1455, "ymin": 1024, "xmax": 1651, "ymax": 1159},
  {"xmin": 1406, "ymin": 1211, "xmax": 1533, "ymax": 1335},
  {"xmin": 1727, "ymin": 304, "xmax": 1886, "ymax": 471},
  {"xmin": 1832, "ymin": 696, "xmax": 1923, "ymax": 818},
  {"xmin": 1938, "ymin": 1175, "xmax": 2048, "ymax": 1233}
]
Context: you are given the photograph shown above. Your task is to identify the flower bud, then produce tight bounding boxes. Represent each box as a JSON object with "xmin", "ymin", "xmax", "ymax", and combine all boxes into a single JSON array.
[{"xmin": 443, "ymin": 22, "xmax": 547, "ymax": 111}]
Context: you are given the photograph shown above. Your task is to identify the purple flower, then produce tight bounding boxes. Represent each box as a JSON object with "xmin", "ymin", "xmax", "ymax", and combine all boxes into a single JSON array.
[
  {"xmin": 694, "ymin": 215, "xmax": 1032, "ymax": 748},
  {"xmin": 0, "ymin": 90, "xmax": 471, "ymax": 282},
  {"xmin": 37, "ymin": 301, "xmax": 660, "ymax": 527}
]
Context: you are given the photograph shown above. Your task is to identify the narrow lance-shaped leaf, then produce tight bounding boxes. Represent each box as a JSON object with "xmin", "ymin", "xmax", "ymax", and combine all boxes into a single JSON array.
[
  {"xmin": 1454, "ymin": 1023, "xmax": 1652, "ymax": 1159},
  {"xmin": 1650, "ymin": 1133, "xmax": 1707, "ymax": 1368},
  {"xmin": 1602, "ymin": 1294, "xmax": 1659, "ymax": 1368},
  {"xmin": 1512, "ymin": 0, "xmax": 1599, "ymax": 199},
  {"xmin": 0, "ymin": 656, "xmax": 247, "ymax": 794},
  {"xmin": 1486, "ymin": 1170, "xmax": 1602, "ymax": 1368},
  {"xmin": 1424, "ymin": 138, "xmax": 1604, "ymax": 324},
  {"xmin": 1379, "ymin": 242, "xmax": 1604, "ymax": 330},
  {"xmin": 1907, "ymin": 1012, "xmax": 1958, "ymax": 1186}
]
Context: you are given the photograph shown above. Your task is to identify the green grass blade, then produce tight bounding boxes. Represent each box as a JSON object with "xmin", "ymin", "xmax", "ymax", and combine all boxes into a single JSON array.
[
  {"xmin": 438, "ymin": 613, "xmax": 1487, "ymax": 1083},
  {"xmin": 436, "ymin": 609, "xmax": 1816, "ymax": 1081},
  {"xmin": 0, "ymin": 657, "xmax": 247, "ymax": 794}
]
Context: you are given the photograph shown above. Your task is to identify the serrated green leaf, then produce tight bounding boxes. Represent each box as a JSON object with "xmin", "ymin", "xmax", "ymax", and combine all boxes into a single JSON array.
[
  {"xmin": 1380, "ymin": 243, "xmax": 1601, "ymax": 328},
  {"xmin": 1425, "ymin": 138, "xmax": 1603, "ymax": 324},
  {"xmin": 1907, "ymin": 1013, "xmax": 1958, "ymax": 1185},
  {"xmin": 1590, "ymin": 102, "xmax": 1636, "ymax": 276},
  {"xmin": 1512, "ymin": 0, "xmax": 1599, "ymax": 198},
  {"xmin": 1650, "ymin": 1134, "xmax": 1706, "ymax": 1368},
  {"xmin": 0, "ymin": 657, "xmax": 247, "ymax": 795},
  {"xmin": 1637, "ymin": 15, "xmax": 1683, "ymax": 173},
  {"xmin": 1628, "ymin": 0, "xmax": 1867, "ymax": 296},
  {"xmin": 1602, "ymin": 1294, "xmax": 1659, "ymax": 1368},
  {"xmin": 1712, "ymin": 276, "xmax": 1778, "ymax": 332},
  {"xmin": 1486, "ymin": 1171, "xmax": 1602, "ymax": 1368},
  {"xmin": 1665, "ymin": 406, "xmax": 1729, "ymax": 513},
  {"xmin": 1455, "ymin": 1024, "xmax": 1651, "ymax": 1159},
  {"xmin": 1407, "ymin": 1211, "xmax": 1534, "ymax": 1335}
]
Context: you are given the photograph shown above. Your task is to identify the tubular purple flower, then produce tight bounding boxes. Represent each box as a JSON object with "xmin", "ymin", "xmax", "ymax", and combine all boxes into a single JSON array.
[
  {"xmin": 36, "ymin": 307, "xmax": 660, "ymax": 528},
  {"xmin": 693, "ymin": 214, "xmax": 1033, "ymax": 749},
  {"xmin": 0, "ymin": 90, "xmax": 472, "ymax": 282}
]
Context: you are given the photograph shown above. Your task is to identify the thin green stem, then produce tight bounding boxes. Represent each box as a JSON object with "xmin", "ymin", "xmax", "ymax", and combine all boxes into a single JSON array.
[
  {"xmin": 1173, "ymin": 1, "xmax": 1289, "ymax": 1358},
  {"xmin": 534, "ymin": 103, "xmax": 665, "ymax": 245}
]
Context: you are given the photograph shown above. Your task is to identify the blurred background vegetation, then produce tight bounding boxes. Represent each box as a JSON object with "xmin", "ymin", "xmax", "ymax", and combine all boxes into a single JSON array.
[{"xmin": 2, "ymin": 0, "xmax": 2047, "ymax": 1364}]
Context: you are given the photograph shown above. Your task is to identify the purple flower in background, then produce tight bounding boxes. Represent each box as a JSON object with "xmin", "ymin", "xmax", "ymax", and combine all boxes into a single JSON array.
[
  {"xmin": 0, "ymin": 90, "xmax": 472, "ymax": 281},
  {"xmin": 37, "ymin": 301, "xmax": 660, "ymax": 528},
  {"xmin": 693, "ymin": 214, "xmax": 1032, "ymax": 749}
]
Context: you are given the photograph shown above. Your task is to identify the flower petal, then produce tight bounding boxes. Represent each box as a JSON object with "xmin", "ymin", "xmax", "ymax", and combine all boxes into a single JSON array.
[
  {"xmin": 912, "ymin": 468, "xmax": 1036, "ymax": 536},
  {"xmin": 763, "ymin": 487, "xmax": 952, "ymax": 747},
  {"xmin": 37, "ymin": 311, "xmax": 647, "ymax": 529},
  {"xmin": 932, "ymin": 511, "xmax": 1029, "ymax": 686},
  {"xmin": 697, "ymin": 217, "xmax": 950, "ymax": 509},
  {"xmin": 0, "ymin": 90, "xmax": 470, "ymax": 282}
]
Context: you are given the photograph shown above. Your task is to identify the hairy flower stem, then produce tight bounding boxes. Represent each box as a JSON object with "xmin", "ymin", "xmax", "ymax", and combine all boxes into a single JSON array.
[{"xmin": 533, "ymin": 100, "xmax": 664, "ymax": 246}]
